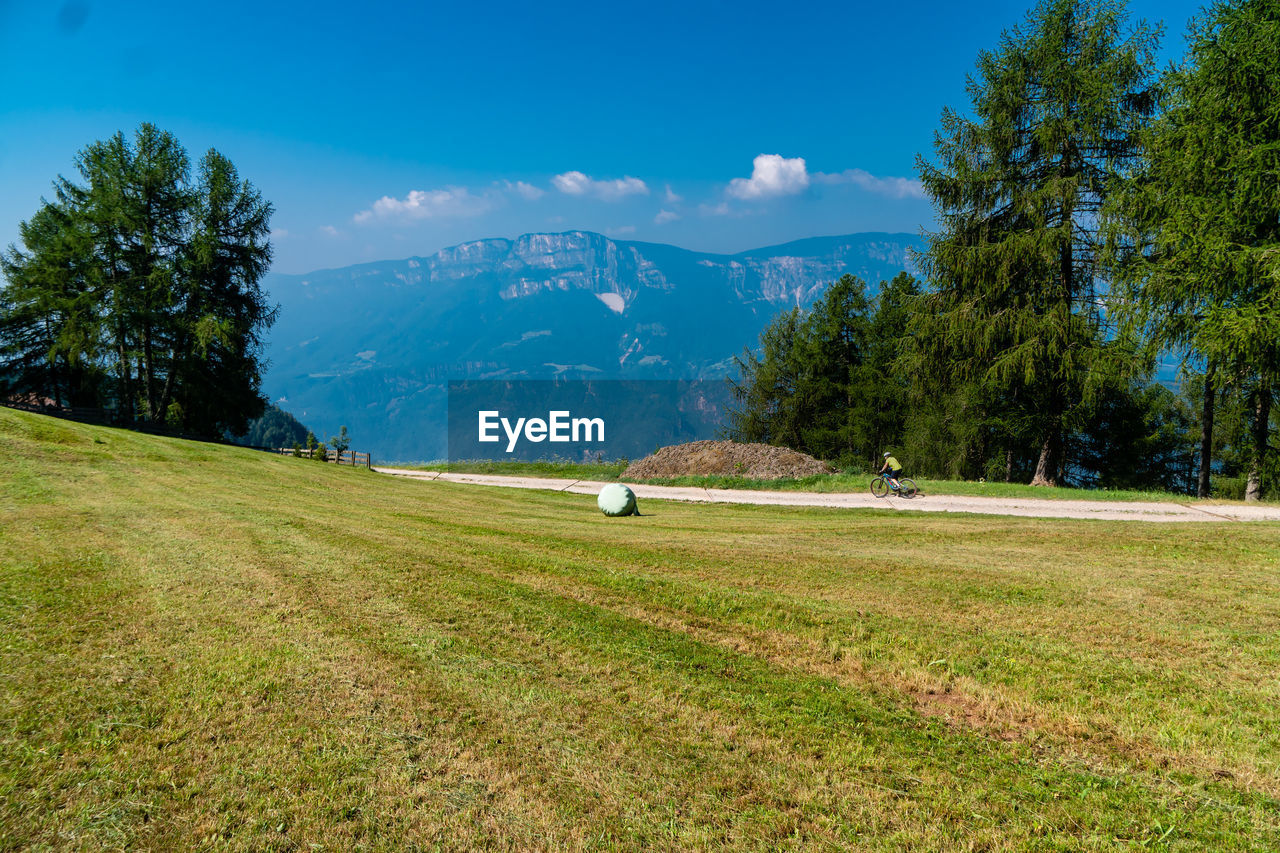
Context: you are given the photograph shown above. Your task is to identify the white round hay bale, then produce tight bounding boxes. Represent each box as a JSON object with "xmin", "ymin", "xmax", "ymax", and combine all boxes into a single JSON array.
[{"xmin": 597, "ymin": 483, "xmax": 638, "ymax": 517}]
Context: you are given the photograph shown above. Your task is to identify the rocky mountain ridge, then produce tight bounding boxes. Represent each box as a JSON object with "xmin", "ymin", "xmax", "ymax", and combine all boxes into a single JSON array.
[{"xmin": 262, "ymin": 230, "xmax": 925, "ymax": 459}]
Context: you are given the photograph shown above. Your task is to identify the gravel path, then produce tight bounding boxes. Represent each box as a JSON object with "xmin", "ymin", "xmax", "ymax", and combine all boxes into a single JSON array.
[{"xmin": 373, "ymin": 468, "xmax": 1280, "ymax": 523}]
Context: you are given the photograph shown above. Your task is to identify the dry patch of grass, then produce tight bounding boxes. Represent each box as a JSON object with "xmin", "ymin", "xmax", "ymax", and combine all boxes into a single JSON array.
[{"xmin": 2, "ymin": 408, "xmax": 1278, "ymax": 850}]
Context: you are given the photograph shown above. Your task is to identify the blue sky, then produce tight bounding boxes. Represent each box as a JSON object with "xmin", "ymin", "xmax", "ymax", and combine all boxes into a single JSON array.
[{"xmin": 2, "ymin": 0, "xmax": 1204, "ymax": 274}]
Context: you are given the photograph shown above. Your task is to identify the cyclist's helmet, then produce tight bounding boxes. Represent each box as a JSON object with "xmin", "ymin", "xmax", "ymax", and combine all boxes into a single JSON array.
[{"xmin": 883, "ymin": 452, "xmax": 891, "ymax": 458}]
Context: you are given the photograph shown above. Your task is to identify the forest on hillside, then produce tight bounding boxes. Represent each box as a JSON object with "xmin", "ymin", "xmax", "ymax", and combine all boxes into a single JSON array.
[{"xmin": 729, "ymin": 0, "xmax": 1279, "ymax": 500}]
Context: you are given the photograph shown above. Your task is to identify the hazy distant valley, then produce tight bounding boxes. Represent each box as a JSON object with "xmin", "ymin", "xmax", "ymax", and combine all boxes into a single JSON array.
[{"xmin": 263, "ymin": 231, "xmax": 924, "ymax": 459}]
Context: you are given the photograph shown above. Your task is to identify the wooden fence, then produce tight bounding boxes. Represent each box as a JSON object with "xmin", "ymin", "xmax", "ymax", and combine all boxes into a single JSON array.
[
  {"xmin": 3, "ymin": 400, "xmax": 372, "ymax": 468},
  {"xmin": 277, "ymin": 447, "xmax": 372, "ymax": 467}
]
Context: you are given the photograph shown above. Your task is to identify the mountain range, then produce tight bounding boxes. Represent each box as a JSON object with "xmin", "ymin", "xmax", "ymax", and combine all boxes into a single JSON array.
[{"xmin": 262, "ymin": 231, "xmax": 926, "ymax": 460}]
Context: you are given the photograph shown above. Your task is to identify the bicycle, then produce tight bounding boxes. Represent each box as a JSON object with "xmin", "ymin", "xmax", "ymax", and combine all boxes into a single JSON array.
[{"xmin": 871, "ymin": 473, "xmax": 918, "ymax": 498}]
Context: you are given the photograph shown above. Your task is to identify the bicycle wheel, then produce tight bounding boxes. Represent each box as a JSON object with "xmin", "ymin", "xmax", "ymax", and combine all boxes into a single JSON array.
[
  {"xmin": 870, "ymin": 477, "xmax": 890, "ymax": 498},
  {"xmin": 898, "ymin": 478, "xmax": 918, "ymax": 498}
]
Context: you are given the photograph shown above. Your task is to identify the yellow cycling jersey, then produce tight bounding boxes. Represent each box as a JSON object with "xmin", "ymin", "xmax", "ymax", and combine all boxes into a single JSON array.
[{"xmin": 884, "ymin": 456, "xmax": 901, "ymax": 471}]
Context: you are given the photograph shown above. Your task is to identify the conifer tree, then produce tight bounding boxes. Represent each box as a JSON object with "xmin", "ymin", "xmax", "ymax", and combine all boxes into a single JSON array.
[
  {"xmin": 0, "ymin": 200, "xmax": 102, "ymax": 407},
  {"xmin": 728, "ymin": 274, "xmax": 919, "ymax": 467},
  {"xmin": 794, "ymin": 274, "xmax": 874, "ymax": 463},
  {"xmin": 728, "ymin": 307, "xmax": 805, "ymax": 450},
  {"xmin": 0, "ymin": 124, "xmax": 274, "ymax": 436},
  {"xmin": 1109, "ymin": 0, "xmax": 1280, "ymax": 500},
  {"xmin": 912, "ymin": 0, "xmax": 1159, "ymax": 485}
]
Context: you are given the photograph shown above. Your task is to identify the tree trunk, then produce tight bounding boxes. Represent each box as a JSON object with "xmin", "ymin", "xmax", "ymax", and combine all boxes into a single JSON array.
[
  {"xmin": 1245, "ymin": 384, "xmax": 1272, "ymax": 502},
  {"xmin": 1031, "ymin": 158, "xmax": 1073, "ymax": 491},
  {"xmin": 1031, "ymin": 386, "xmax": 1064, "ymax": 487},
  {"xmin": 143, "ymin": 325, "xmax": 157, "ymax": 424},
  {"xmin": 156, "ymin": 328, "xmax": 186, "ymax": 429},
  {"xmin": 116, "ymin": 326, "xmax": 133, "ymax": 425},
  {"xmin": 1031, "ymin": 430, "xmax": 1060, "ymax": 487},
  {"xmin": 968, "ymin": 431, "xmax": 988, "ymax": 482},
  {"xmin": 1197, "ymin": 363, "xmax": 1215, "ymax": 498},
  {"xmin": 1004, "ymin": 447, "xmax": 1014, "ymax": 482},
  {"xmin": 43, "ymin": 317, "xmax": 63, "ymax": 407}
]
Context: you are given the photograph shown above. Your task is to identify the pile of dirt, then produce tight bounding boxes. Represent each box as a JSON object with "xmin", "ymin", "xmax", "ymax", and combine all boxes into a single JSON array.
[{"xmin": 622, "ymin": 440, "xmax": 834, "ymax": 481}]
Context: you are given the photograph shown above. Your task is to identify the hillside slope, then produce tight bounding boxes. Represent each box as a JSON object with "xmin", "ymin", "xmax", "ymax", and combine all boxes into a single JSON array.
[{"xmin": 3, "ymin": 408, "xmax": 1278, "ymax": 849}]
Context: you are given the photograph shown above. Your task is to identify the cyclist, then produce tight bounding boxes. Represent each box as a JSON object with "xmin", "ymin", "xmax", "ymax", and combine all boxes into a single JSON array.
[{"xmin": 879, "ymin": 452, "xmax": 904, "ymax": 490}]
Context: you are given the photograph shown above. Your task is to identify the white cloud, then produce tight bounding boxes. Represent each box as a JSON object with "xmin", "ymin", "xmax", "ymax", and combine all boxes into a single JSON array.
[
  {"xmin": 354, "ymin": 187, "xmax": 495, "ymax": 223},
  {"xmin": 501, "ymin": 180, "xmax": 545, "ymax": 200},
  {"xmin": 606, "ymin": 225, "xmax": 637, "ymax": 236},
  {"xmin": 814, "ymin": 168, "xmax": 925, "ymax": 199},
  {"xmin": 699, "ymin": 201, "xmax": 732, "ymax": 217},
  {"xmin": 654, "ymin": 209, "xmax": 680, "ymax": 225},
  {"xmin": 272, "ymin": 227, "xmax": 290, "ymax": 239},
  {"xmin": 319, "ymin": 225, "xmax": 342, "ymax": 238},
  {"xmin": 664, "ymin": 184, "xmax": 682, "ymax": 204},
  {"xmin": 726, "ymin": 154, "xmax": 810, "ymax": 200},
  {"xmin": 552, "ymin": 170, "xmax": 649, "ymax": 201}
]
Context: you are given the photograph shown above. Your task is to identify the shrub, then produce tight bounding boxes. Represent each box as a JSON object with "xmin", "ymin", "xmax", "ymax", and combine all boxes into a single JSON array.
[
  {"xmin": 1212, "ymin": 476, "xmax": 1247, "ymax": 501},
  {"xmin": 329, "ymin": 426, "xmax": 350, "ymax": 460}
]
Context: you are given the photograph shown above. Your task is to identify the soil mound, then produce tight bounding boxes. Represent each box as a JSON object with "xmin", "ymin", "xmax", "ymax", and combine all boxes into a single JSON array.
[{"xmin": 622, "ymin": 440, "xmax": 834, "ymax": 481}]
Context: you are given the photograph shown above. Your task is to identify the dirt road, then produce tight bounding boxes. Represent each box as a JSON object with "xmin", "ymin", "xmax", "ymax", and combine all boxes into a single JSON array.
[{"xmin": 373, "ymin": 468, "xmax": 1280, "ymax": 522}]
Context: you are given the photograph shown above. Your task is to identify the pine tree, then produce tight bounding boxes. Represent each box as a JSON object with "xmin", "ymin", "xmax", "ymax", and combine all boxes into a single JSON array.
[
  {"xmin": 0, "ymin": 200, "xmax": 103, "ymax": 407},
  {"xmin": 794, "ymin": 274, "xmax": 874, "ymax": 464},
  {"xmin": 330, "ymin": 426, "xmax": 351, "ymax": 456},
  {"xmin": 727, "ymin": 274, "xmax": 916, "ymax": 467},
  {"xmin": 912, "ymin": 0, "xmax": 1159, "ymax": 485},
  {"xmin": 0, "ymin": 124, "xmax": 275, "ymax": 436},
  {"xmin": 167, "ymin": 151, "xmax": 275, "ymax": 435},
  {"xmin": 859, "ymin": 272, "xmax": 919, "ymax": 467},
  {"xmin": 728, "ymin": 307, "xmax": 805, "ymax": 450},
  {"xmin": 1108, "ymin": 0, "xmax": 1280, "ymax": 500},
  {"xmin": 62, "ymin": 124, "xmax": 192, "ymax": 423}
]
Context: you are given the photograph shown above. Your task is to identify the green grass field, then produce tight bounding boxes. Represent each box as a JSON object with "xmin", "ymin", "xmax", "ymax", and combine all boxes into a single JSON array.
[{"xmin": 4, "ymin": 408, "xmax": 1279, "ymax": 850}]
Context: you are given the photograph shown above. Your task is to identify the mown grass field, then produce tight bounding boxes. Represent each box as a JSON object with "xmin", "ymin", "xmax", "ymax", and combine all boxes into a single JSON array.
[{"xmin": 3, "ymin": 408, "xmax": 1279, "ymax": 851}]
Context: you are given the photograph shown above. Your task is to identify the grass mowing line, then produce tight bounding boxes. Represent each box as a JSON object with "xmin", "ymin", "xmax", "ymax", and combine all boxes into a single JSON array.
[
  {"xmin": 327, "ymin": 477, "xmax": 1280, "ymax": 798},
  {"xmin": 463, "ymin": 484, "xmax": 1280, "ymax": 788},
  {"xmin": 5, "ymin": 408, "xmax": 1280, "ymax": 849},
  {"xmin": 388, "ymin": 502, "xmax": 1280, "ymax": 802},
  {"xmin": 75, "ymin": 481, "xmax": 604, "ymax": 848},
  {"xmin": 94, "ymin": 458, "xmax": 1280, "ymax": 845},
  {"xmin": 3, "ymin": 433, "xmax": 627, "ymax": 846},
  {"xmin": 265, "ymin": 526, "xmax": 1271, "ymax": 849},
  {"xmin": 90, "ymin": 468, "xmax": 931, "ymax": 845},
  {"xmin": 407, "ymin": 484, "xmax": 1274, "ymax": 656},
  {"xmin": 0, "ymin": 532, "xmax": 182, "ymax": 848},
  {"xmin": 52, "ymin": 458, "xmax": 1280, "ymax": 799},
  {"xmin": 218, "ymin": 472, "xmax": 1280, "ymax": 808},
  {"xmin": 132, "ymin": 481, "xmax": 911, "ymax": 845}
]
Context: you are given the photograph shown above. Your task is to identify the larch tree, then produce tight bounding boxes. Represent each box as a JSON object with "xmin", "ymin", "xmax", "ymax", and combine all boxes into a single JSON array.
[
  {"xmin": 1108, "ymin": 0, "xmax": 1280, "ymax": 501},
  {"xmin": 0, "ymin": 199, "xmax": 103, "ymax": 407},
  {"xmin": 911, "ymin": 0, "xmax": 1160, "ymax": 486},
  {"xmin": 0, "ymin": 124, "xmax": 275, "ymax": 436}
]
